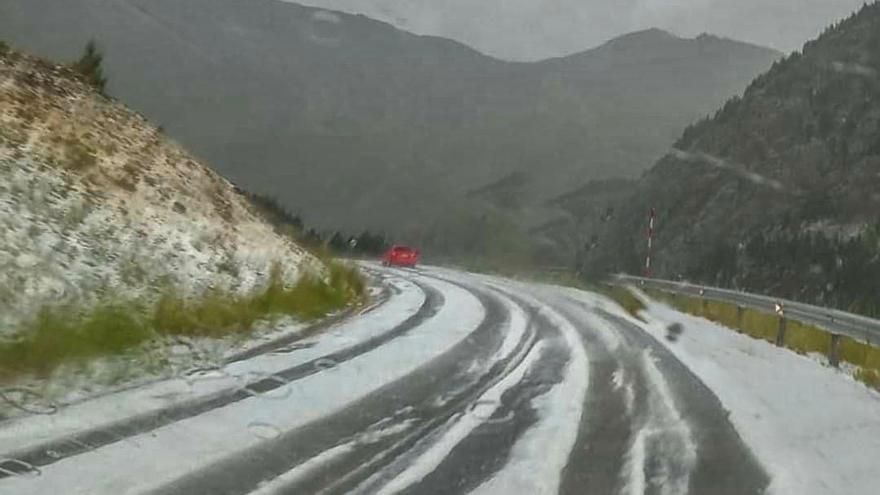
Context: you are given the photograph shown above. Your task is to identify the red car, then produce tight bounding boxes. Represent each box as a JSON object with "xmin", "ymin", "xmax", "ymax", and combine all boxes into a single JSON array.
[{"xmin": 382, "ymin": 245, "xmax": 420, "ymax": 268}]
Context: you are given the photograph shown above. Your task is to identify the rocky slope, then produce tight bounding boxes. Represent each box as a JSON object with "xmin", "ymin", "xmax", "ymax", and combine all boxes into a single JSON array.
[
  {"xmin": 581, "ymin": 2, "xmax": 880, "ymax": 314},
  {"xmin": 0, "ymin": 47, "xmax": 318, "ymax": 334}
]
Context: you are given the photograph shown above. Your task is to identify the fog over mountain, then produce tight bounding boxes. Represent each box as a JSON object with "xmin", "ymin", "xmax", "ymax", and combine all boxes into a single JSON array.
[
  {"xmin": 293, "ymin": 0, "xmax": 867, "ymax": 60},
  {"xmin": 0, "ymin": 0, "xmax": 779, "ymax": 261}
]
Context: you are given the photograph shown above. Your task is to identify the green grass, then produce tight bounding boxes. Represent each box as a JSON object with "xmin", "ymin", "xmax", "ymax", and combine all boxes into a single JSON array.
[
  {"xmin": 0, "ymin": 261, "xmax": 366, "ymax": 382},
  {"xmin": 739, "ymin": 308, "xmax": 779, "ymax": 344},
  {"xmin": 152, "ymin": 261, "xmax": 367, "ymax": 339},
  {"xmin": 855, "ymin": 368, "xmax": 880, "ymax": 389},
  {"xmin": 784, "ymin": 319, "xmax": 832, "ymax": 356},
  {"xmin": 839, "ymin": 337, "xmax": 880, "ymax": 387},
  {"xmin": 702, "ymin": 300, "xmax": 741, "ymax": 329},
  {"xmin": 0, "ymin": 302, "xmax": 153, "ymax": 379}
]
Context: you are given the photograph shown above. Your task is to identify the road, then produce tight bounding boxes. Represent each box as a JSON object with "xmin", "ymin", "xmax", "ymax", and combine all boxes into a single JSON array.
[{"xmin": 0, "ymin": 265, "xmax": 770, "ymax": 494}]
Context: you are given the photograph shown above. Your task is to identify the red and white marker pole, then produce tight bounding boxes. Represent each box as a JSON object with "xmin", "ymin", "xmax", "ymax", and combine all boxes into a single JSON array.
[{"xmin": 645, "ymin": 208, "xmax": 656, "ymax": 278}]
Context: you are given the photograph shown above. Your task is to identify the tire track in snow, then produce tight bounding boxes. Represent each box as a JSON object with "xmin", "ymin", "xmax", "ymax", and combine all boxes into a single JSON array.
[
  {"xmin": 470, "ymin": 280, "xmax": 767, "ymax": 495},
  {"xmin": 382, "ymin": 270, "xmax": 589, "ymax": 495},
  {"xmin": 593, "ymin": 308, "xmax": 769, "ymax": 495},
  {"xmin": 460, "ymin": 282, "xmax": 588, "ymax": 495},
  {"xmin": 366, "ymin": 340, "xmax": 548, "ymax": 495},
  {"xmin": 0, "ymin": 278, "xmax": 442, "ymax": 478},
  {"xmin": 148, "ymin": 273, "xmax": 526, "ymax": 495},
  {"xmin": 387, "ymin": 328, "xmax": 568, "ymax": 495},
  {"xmin": 547, "ymin": 296, "xmax": 635, "ymax": 495},
  {"xmin": 620, "ymin": 349, "xmax": 697, "ymax": 495},
  {"xmin": 322, "ymin": 277, "xmax": 543, "ymax": 495},
  {"xmin": 346, "ymin": 280, "xmax": 574, "ymax": 495}
]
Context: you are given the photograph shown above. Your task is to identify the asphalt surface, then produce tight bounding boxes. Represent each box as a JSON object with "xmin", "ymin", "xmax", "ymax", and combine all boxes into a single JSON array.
[{"xmin": 0, "ymin": 266, "xmax": 770, "ymax": 494}]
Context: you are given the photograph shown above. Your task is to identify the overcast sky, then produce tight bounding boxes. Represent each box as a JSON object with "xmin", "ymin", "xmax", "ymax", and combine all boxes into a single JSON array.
[{"xmin": 291, "ymin": 0, "xmax": 868, "ymax": 60}]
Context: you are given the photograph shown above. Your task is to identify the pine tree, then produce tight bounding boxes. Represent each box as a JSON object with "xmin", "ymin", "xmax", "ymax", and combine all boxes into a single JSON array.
[
  {"xmin": 329, "ymin": 232, "xmax": 347, "ymax": 252},
  {"xmin": 72, "ymin": 40, "xmax": 108, "ymax": 94}
]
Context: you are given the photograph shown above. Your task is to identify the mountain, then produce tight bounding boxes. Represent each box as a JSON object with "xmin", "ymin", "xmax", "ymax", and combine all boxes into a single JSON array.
[
  {"xmin": 292, "ymin": 0, "xmax": 868, "ymax": 61},
  {"xmin": 0, "ymin": 45, "xmax": 318, "ymax": 333},
  {"xmin": 0, "ymin": 0, "xmax": 780, "ymax": 258},
  {"xmin": 580, "ymin": 2, "xmax": 880, "ymax": 315}
]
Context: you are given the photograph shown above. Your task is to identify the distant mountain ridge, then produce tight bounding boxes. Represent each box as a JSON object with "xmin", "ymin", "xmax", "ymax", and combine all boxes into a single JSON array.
[
  {"xmin": 291, "ymin": 0, "xmax": 870, "ymax": 60},
  {"xmin": 0, "ymin": 0, "xmax": 779, "ymax": 259}
]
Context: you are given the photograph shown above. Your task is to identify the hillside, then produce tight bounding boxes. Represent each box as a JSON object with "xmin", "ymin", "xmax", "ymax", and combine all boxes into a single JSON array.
[
  {"xmin": 0, "ymin": 0, "xmax": 779, "ymax": 255},
  {"xmin": 581, "ymin": 2, "xmax": 880, "ymax": 315},
  {"xmin": 0, "ymin": 45, "xmax": 329, "ymax": 336}
]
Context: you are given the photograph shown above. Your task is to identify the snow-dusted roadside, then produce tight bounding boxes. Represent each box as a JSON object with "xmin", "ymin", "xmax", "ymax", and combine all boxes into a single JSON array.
[
  {"xmin": 0, "ymin": 282, "xmax": 385, "ymax": 421},
  {"xmin": 0, "ymin": 276, "xmax": 414, "ymax": 456},
  {"xmin": 1, "ymin": 273, "xmax": 484, "ymax": 495},
  {"xmin": 602, "ymin": 291, "xmax": 880, "ymax": 495},
  {"xmin": 1, "ymin": 48, "xmax": 335, "ymax": 418},
  {"xmin": 0, "ymin": 316, "xmax": 308, "ymax": 419}
]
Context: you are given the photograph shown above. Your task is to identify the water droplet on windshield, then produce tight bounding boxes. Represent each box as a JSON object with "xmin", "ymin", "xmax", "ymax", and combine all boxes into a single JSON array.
[
  {"xmin": 467, "ymin": 399, "xmax": 499, "ymax": 420},
  {"xmin": 182, "ymin": 366, "xmax": 230, "ymax": 383},
  {"xmin": 467, "ymin": 399, "xmax": 515, "ymax": 425},
  {"xmin": 247, "ymin": 422, "xmax": 282, "ymax": 440},
  {"xmin": 314, "ymin": 358, "xmax": 338, "ymax": 370},
  {"xmin": 269, "ymin": 343, "xmax": 313, "ymax": 355},
  {"xmin": 167, "ymin": 338, "xmax": 197, "ymax": 355},
  {"xmin": 483, "ymin": 411, "xmax": 515, "ymax": 425},
  {"xmin": 0, "ymin": 388, "xmax": 58, "ymax": 415},
  {"xmin": 237, "ymin": 373, "xmax": 291, "ymax": 400}
]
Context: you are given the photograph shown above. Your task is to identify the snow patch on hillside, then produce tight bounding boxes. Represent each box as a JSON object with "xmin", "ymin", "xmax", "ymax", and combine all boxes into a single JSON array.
[{"xmin": 0, "ymin": 52, "xmax": 319, "ymax": 335}]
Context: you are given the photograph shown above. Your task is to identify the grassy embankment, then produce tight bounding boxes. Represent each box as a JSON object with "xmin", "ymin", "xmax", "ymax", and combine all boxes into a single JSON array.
[{"xmin": 0, "ymin": 261, "xmax": 365, "ymax": 382}]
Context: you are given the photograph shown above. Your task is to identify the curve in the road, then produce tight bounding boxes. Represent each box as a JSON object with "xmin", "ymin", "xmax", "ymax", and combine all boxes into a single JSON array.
[
  {"xmin": 591, "ymin": 307, "xmax": 769, "ymax": 495},
  {"xmin": 1, "ymin": 268, "xmax": 776, "ymax": 495},
  {"xmin": 150, "ymin": 272, "xmax": 534, "ymax": 495},
  {"xmin": 548, "ymin": 287, "xmax": 770, "ymax": 495}
]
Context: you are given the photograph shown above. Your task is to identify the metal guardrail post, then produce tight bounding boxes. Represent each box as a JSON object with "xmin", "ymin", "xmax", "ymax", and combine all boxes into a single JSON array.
[
  {"xmin": 829, "ymin": 334, "xmax": 842, "ymax": 368},
  {"xmin": 773, "ymin": 301, "xmax": 787, "ymax": 346},
  {"xmin": 736, "ymin": 305, "xmax": 744, "ymax": 331},
  {"xmin": 776, "ymin": 316, "xmax": 786, "ymax": 347}
]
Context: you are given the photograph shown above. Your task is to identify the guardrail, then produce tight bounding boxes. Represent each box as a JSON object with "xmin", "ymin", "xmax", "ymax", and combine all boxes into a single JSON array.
[{"xmin": 616, "ymin": 275, "xmax": 880, "ymax": 366}]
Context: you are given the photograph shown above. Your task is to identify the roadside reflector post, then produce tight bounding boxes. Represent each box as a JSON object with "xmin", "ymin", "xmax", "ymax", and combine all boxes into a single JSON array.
[
  {"xmin": 644, "ymin": 208, "xmax": 656, "ymax": 278},
  {"xmin": 829, "ymin": 334, "xmax": 842, "ymax": 368},
  {"xmin": 775, "ymin": 301, "xmax": 786, "ymax": 347}
]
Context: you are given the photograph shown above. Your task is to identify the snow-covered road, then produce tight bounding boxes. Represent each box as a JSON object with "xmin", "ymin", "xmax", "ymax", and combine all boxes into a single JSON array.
[{"xmin": 1, "ymin": 265, "xmax": 878, "ymax": 494}]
